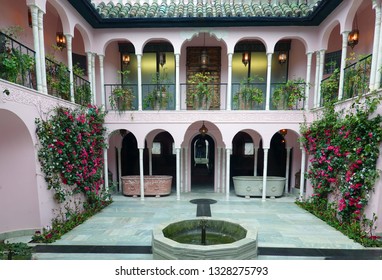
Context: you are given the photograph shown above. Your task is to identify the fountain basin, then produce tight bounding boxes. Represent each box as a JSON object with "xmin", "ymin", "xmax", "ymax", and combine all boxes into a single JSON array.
[
  {"xmin": 233, "ymin": 176, "xmax": 285, "ymax": 198},
  {"xmin": 152, "ymin": 218, "xmax": 258, "ymax": 260},
  {"xmin": 121, "ymin": 175, "xmax": 172, "ymax": 197}
]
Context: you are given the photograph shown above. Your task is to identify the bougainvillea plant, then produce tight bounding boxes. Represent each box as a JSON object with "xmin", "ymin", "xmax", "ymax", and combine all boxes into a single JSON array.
[
  {"xmin": 300, "ymin": 93, "xmax": 382, "ymax": 227},
  {"xmin": 35, "ymin": 105, "xmax": 107, "ymax": 203}
]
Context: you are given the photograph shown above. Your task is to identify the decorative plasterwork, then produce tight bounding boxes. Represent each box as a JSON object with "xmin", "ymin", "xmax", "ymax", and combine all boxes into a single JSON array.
[
  {"xmin": 105, "ymin": 110, "xmax": 313, "ymax": 124},
  {"xmin": 0, "ymin": 81, "xmax": 78, "ymax": 119}
]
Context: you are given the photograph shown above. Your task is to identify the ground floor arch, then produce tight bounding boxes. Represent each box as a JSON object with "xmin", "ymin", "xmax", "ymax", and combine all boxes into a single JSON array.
[{"xmin": 0, "ymin": 109, "xmax": 40, "ymax": 234}]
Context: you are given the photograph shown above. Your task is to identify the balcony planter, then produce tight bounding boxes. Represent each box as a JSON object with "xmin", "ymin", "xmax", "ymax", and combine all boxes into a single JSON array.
[
  {"xmin": 233, "ymin": 76, "xmax": 264, "ymax": 110},
  {"xmin": 144, "ymin": 70, "xmax": 171, "ymax": 110},
  {"xmin": 144, "ymin": 89, "xmax": 170, "ymax": 110},
  {"xmin": 272, "ymin": 78, "xmax": 306, "ymax": 110},
  {"xmin": 110, "ymin": 87, "xmax": 134, "ymax": 111},
  {"xmin": 187, "ymin": 72, "xmax": 213, "ymax": 110},
  {"xmin": 109, "ymin": 69, "xmax": 135, "ymax": 111},
  {"xmin": 321, "ymin": 68, "xmax": 340, "ymax": 104}
]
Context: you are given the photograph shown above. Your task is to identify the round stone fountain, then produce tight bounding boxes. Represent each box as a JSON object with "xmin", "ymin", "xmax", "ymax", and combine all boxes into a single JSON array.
[{"xmin": 152, "ymin": 218, "xmax": 258, "ymax": 259}]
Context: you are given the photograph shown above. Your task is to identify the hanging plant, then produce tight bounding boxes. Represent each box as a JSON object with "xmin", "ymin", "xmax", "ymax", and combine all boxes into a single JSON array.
[{"xmin": 35, "ymin": 105, "xmax": 107, "ymax": 203}]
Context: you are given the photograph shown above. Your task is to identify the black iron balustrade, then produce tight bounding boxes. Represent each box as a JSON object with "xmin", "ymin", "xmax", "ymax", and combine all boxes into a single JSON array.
[
  {"xmin": 270, "ymin": 81, "xmax": 306, "ymax": 110},
  {"xmin": 343, "ymin": 54, "xmax": 372, "ymax": 100},
  {"xmin": 0, "ymin": 31, "xmax": 36, "ymax": 89},
  {"xmin": 142, "ymin": 82, "xmax": 175, "ymax": 110},
  {"xmin": 180, "ymin": 82, "xmax": 227, "ymax": 110},
  {"xmin": 104, "ymin": 83, "xmax": 138, "ymax": 111},
  {"xmin": 73, "ymin": 74, "xmax": 91, "ymax": 106},
  {"xmin": 231, "ymin": 82, "xmax": 266, "ymax": 110}
]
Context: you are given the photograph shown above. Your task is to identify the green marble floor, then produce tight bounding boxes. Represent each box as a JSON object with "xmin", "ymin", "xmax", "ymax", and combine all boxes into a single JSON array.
[{"xmin": 31, "ymin": 190, "xmax": 365, "ymax": 260}]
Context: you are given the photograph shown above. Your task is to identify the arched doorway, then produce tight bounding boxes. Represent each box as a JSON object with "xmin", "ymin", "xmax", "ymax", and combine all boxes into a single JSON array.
[
  {"xmin": 190, "ymin": 134, "xmax": 215, "ymax": 191},
  {"xmin": 121, "ymin": 132, "xmax": 139, "ymax": 175},
  {"xmin": 149, "ymin": 131, "xmax": 176, "ymax": 185}
]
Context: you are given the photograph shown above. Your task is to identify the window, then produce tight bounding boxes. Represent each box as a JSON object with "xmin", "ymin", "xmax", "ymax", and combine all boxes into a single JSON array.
[
  {"xmin": 152, "ymin": 142, "xmax": 161, "ymax": 155},
  {"xmin": 244, "ymin": 142, "xmax": 254, "ymax": 155}
]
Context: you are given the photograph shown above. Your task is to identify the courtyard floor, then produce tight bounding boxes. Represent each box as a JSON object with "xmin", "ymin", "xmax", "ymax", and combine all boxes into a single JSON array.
[{"xmin": 21, "ymin": 189, "xmax": 382, "ymax": 260}]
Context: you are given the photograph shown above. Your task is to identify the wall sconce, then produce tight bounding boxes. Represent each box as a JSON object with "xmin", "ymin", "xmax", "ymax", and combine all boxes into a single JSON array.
[
  {"xmin": 199, "ymin": 121, "xmax": 208, "ymax": 136},
  {"xmin": 348, "ymin": 29, "xmax": 359, "ymax": 49},
  {"xmin": 122, "ymin": 54, "xmax": 130, "ymax": 65},
  {"xmin": 242, "ymin": 52, "xmax": 250, "ymax": 67},
  {"xmin": 278, "ymin": 52, "xmax": 287, "ymax": 64},
  {"xmin": 28, "ymin": 8, "xmax": 32, "ymax": 28},
  {"xmin": 159, "ymin": 52, "xmax": 166, "ymax": 67},
  {"xmin": 348, "ymin": 14, "xmax": 359, "ymax": 49},
  {"xmin": 56, "ymin": 32, "xmax": 66, "ymax": 50},
  {"xmin": 279, "ymin": 129, "xmax": 287, "ymax": 136}
]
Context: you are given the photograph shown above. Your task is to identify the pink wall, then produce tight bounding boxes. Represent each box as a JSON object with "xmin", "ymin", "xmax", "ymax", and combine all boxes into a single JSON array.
[{"xmin": 0, "ymin": 109, "xmax": 41, "ymax": 234}]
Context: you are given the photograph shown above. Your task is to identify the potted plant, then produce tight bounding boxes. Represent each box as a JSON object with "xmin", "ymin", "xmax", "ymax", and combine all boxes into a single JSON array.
[
  {"xmin": 187, "ymin": 71, "xmax": 213, "ymax": 110},
  {"xmin": 233, "ymin": 76, "xmax": 264, "ymax": 110},
  {"xmin": 73, "ymin": 64, "xmax": 92, "ymax": 106},
  {"xmin": 272, "ymin": 78, "xmax": 306, "ymax": 109},
  {"xmin": 144, "ymin": 69, "xmax": 171, "ymax": 110},
  {"xmin": 321, "ymin": 67, "xmax": 340, "ymax": 105},
  {"xmin": 109, "ymin": 70, "xmax": 135, "ymax": 111}
]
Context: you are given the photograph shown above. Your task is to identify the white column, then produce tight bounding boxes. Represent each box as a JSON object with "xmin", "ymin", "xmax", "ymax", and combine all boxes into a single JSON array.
[
  {"xmin": 29, "ymin": 5, "xmax": 42, "ymax": 92},
  {"xmin": 91, "ymin": 53, "xmax": 96, "ymax": 104},
  {"xmin": 99, "ymin": 54, "xmax": 105, "ymax": 106},
  {"xmin": 317, "ymin": 49, "xmax": 325, "ymax": 105},
  {"xmin": 148, "ymin": 148, "xmax": 153, "ymax": 175},
  {"xmin": 181, "ymin": 147, "xmax": 184, "ymax": 192},
  {"xmin": 225, "ymin": 148, "xmax": 231, "ymax": 200},
  {"xmin": 262, "ymin": 148, "xmax": 269, "ymax": 201},
  {"xmin": 376, "ymin": 3, "xmax": 382, "ymax": 89},
  {"xmin": 65, "ymin": 34, "xmax": 74, "ymax": 103},
  {"xmin": 139, "ymin": 148, "xmax": 145, "ymax": 200},
  {"xmin": 253, "ymin": 146, "xmax": 259, "ymax": 176},
  {"xmin": 222, "ymin": 148, "xmax": 226, "ymax": 193},
  {"xmin": 184, "ymin": 147, "xmax": 189, "ymax": 192},
  {"xmin": 370, "ymin": 1, "xmax": 381, "ymax": 91},
  {"xmin": 38, "ymin": 10, "xmax": 47, "ymax": 94},
  {"xmin": 103, "ymin": 148, "xmax": 109, "ymax": 192},
  {"xmin": 285, "ymin": 147, "xmax": 291, "ymax": 194},
  {"xmin": 305, "ymin": 52, "xmax": 313, "ymax": 110},
  {"xmin": 137, "ymin": 54, "xmax": 143, "ymax": 111},
  {"xmin": 338, "ymin": 32, "xmax": 349, "ymax": 101},
  {"xmin": 299, "ymin": 147, "xmax": 306, "ymax": 200},
  {"xmin": 313, "ymin": 51, "xmax": 320, "ymax": 108},
  {"xmin": 87, "ymin": 52, "xmax": 94, "ymax": 104},
  {"xmin": 175, "ymin": 53, "xmax": 180, "ymax": 110},
  {"xmin": 265, "ymin": 53, "xmax": 273, "ymax": 110},
  {"xmin": 176, "ymin": 148, "xmax": 181, "ymax": 200},
  {"xmin": 217, "ymin": 147, "xmax": 221, "ymax": 192},
  {"xmin": 226, "ymin": 53, "xmax": 233, "ymax": 110},
  {"xmin": 117, "ymin": 147, "xmax": 122, "ymax": 193}
]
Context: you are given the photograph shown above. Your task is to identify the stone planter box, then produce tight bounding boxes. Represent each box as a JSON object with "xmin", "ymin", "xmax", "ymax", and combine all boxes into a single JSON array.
[
  {"xmin": 121, "ymin": 175, "xmax": 172, "ymax": 197},
  {"xmin": 233, "ymin": 176, "xmax": 285, "ymax": 198}
]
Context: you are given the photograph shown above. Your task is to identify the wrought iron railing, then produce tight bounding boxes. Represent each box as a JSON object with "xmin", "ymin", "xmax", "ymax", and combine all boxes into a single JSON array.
[
  {"xmin": 343, "ymin": 54, "xmax": 372, "ymax": 100},
  {"xmin": 104, "ymin": 83, "xmax": 138, "ymax": 111},
  {"xmin": 231, "ymin": 82, "xmax": 266, "ymax": 110},
  {"xmin": 73, "ymin": 74, "xmax": 91, "ymax": 106},
  {"xmin": 142, "ymin": 83, "xmax": 175, "ymax": 110},
  {"xmin": 270, "ymin": 81, "xmax": 306, "ymax": 110},
  {"xmin": 0, "ymin": 31, "xmax": 36, "ymax": 89},
  {"xmin": 180, "ymin": 82, "xmax": 227, "ymax": 110}
]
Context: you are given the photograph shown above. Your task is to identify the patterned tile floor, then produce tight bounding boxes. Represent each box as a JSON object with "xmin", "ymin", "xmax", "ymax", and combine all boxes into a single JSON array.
[{"xmin": 27, "ymin": 190, "xmax": 378, "ymax": 260}]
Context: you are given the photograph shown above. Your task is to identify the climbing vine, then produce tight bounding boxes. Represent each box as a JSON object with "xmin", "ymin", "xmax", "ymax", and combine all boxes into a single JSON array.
[
  {"xmin": 300, "ymin": 93, "xmax": 382, "ymax": 242},
  {"xmin": 35, "ymin": 105, "xmax": 107, "ymax": 203}
]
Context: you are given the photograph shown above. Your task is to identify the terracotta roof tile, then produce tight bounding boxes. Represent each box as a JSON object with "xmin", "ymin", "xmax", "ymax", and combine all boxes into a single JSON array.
[{"xmin": 92, "ymin": 0, "xmax": 319, "ymax": 19}]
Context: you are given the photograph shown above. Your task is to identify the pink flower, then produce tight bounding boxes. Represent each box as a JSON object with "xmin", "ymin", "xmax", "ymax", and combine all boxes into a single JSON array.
[{"xmin": 369, "ymin": 132, "xmax": 373, "ymax": 138}]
